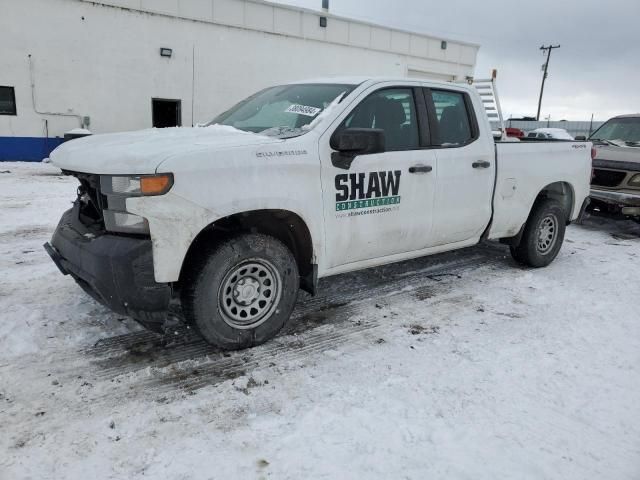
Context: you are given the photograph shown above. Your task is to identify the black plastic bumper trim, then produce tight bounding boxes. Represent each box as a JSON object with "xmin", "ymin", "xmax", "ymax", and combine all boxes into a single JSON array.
[
  {"xmin": 44, "ymin": 242, "xmax": 69, "ymax": 276},
  {"xmin": 45, "ymin": 206, "xmax": 171, "ymax": 321}
]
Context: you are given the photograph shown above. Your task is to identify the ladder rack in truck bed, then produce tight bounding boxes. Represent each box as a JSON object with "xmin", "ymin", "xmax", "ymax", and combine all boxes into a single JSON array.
[{"xmin": 455, "ymin": 70, "xmax": 506, "ymax": 140}]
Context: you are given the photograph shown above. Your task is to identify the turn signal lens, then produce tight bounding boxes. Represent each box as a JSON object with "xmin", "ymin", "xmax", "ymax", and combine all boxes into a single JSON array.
[
  {"xmin": 140, "ymin": 174, "xmax": 174, "ymax": 196},
  {"xmin": 591, "ymin": 147, "xmax": 597, "ymax": 160},
  {"xmin": 628, "ymin": 174, "xmax": 640, "ymax": 188}
]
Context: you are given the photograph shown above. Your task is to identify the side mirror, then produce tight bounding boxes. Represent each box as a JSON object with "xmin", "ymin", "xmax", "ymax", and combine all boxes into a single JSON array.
[
  {"xmin": 575, "ymin": 135, "xmax": 586, "ymax": 141},
  {"xmin": 329, "ymin": 128, "xmax": 385, "ymax": 169}
]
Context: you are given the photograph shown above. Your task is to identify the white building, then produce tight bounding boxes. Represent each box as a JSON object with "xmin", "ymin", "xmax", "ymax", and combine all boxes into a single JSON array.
[{"xmin": 0, "ymin": 0, "xmax": 479, "ymax": 160}]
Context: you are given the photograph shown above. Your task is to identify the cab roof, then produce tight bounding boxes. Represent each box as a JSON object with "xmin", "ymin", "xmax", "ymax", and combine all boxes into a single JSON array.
[
  {"xmin": 289, "ymin": 76, "xmax": 472, "ymax": 91},
  {"xmin": 611, "ymin": 113, "xmax": 640, "ymax": 119}
]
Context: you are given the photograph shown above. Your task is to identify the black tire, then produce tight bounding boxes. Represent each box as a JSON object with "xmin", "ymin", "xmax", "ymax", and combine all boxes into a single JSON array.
[
  {"xmin": 510, "ymin": 198, "xmax": 567, "ymax": 268},
  {"xmin": 182, "ymin": 233, "xmax": 299, "ymax": 350}
]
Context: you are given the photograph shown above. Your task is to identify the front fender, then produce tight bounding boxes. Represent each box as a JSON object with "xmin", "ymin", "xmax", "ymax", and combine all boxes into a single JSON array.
[{"xmin": 127, "ymin": 194, "xmax": 322, "ymax": 283}]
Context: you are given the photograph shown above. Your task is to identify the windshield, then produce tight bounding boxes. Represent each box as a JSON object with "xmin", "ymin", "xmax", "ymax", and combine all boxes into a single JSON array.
[
  {"xmin": 207, "ymin": 83, "xmax": 356, "ymax": 138},
  {"xmin": 590, "ymin": 117, "xmax": 640, "ymax": 146}
]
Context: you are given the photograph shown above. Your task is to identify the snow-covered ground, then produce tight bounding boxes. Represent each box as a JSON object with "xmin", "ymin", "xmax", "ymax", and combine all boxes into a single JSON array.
[{"xmin": 1, "ymin": 162, "xmax": 639, "ymax": 479}]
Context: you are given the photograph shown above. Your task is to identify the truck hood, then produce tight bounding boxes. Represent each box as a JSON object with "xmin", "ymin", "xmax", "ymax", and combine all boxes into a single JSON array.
[
  {"xmin": 594, "ymin": 144, "xmax": 640, "ymax": 162},
  {"xmin": 593, "ymin": 144, "xmax": 640, "ymax": 171},
  {"xmin": 49, "ymin": 125, "xmax": 281, "ymax": 174}
]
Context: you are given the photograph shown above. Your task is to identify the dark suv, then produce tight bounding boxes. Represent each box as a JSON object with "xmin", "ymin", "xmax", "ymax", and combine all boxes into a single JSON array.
[{"xmin": 584, "ymin": 114, "xmax": 640, "ymax": 220}]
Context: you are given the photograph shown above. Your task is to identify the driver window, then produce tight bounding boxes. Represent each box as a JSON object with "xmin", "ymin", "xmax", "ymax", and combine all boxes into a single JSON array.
[{"xmin": 343, "ymin": 88, "xmax": 419, "ymax": 151}]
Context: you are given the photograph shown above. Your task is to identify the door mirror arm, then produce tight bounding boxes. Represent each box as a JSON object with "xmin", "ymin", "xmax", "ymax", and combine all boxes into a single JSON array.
[{"xmin": 329, "ymin": 128, "xmax": 385, "ymax": 170}]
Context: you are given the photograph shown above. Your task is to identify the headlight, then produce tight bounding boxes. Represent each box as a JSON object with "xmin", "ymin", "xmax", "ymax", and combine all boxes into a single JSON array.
[
  {"xmin": 628, "ymin": 174, "xmax": 640, "ymax": 188},
  {"xmin": 99, "ymin": 173, "xmax": 173, "ymax": 234},
  {"xmin": 101, "ymin": 173, "xmax": 173, "ymax": 196},
  {"xmin": 110, "ymin": 176, "xmax": 141, "ymax": 195}
]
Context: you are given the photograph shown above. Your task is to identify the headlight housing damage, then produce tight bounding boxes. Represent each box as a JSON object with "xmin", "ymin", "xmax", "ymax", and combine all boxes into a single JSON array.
[{"xmin": 100, "ymin": 174, "xmax": 173, "ymax": 234}]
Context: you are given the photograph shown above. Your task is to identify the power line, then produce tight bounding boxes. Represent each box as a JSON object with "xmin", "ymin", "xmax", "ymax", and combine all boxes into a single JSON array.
[{"xmin": 536, "ymin": 44, "xmax": 560, "ymax": 121}]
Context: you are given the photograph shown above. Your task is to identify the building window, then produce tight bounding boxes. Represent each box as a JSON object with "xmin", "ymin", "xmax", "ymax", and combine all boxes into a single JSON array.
[{"xmin": 0, "ymin": 87, "xmax": 17, "ymax": 116}]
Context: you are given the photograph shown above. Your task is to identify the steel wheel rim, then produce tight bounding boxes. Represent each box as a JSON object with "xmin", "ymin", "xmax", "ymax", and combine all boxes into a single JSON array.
[
  {"xmin": 218, "ymin": 258, "xmax": 282, "ymax": 329},
  {"xmin": 536, "ymin": 214, "xmax": 558, "ymax": 254}
]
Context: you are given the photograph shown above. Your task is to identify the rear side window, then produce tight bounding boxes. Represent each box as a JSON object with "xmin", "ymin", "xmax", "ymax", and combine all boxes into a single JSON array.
[
  {"xmin": 428, "ymin": 90, "xmax": 473, "ymax": 146},
  {"xmin": 343, "ymin": 88, "xmax": 419, "ymax": 151},
  {"xmin": 0, "ymin": 87, "xmax": 16, "ymax": 116}
]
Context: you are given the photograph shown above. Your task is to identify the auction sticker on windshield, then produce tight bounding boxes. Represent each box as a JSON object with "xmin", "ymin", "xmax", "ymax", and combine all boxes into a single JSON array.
[{"xmin": 286, "ymin": 104, "xmax": 321, "ymax": 117}]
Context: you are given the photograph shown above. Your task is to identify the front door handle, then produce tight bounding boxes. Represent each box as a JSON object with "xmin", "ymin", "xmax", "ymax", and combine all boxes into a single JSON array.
[
  {"xmin": 472, "ymin": 160, "xmax": 491, "ymax": 169},
  {"xmin": 409, "ymin": 165, "xmax": 433, "ymax": 174}
]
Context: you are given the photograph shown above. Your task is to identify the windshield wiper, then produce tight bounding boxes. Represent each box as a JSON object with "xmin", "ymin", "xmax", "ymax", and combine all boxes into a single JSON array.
[
  {"xmin": 624, "ymin": 141, "xmax": 640, "ymax": 147},
  {"xmin": 591, "ymin": 138, "xmax": 626, "ymax": 147}
]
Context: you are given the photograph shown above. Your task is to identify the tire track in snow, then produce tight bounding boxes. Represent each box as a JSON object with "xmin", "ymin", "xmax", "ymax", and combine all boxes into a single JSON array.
[
  {"xmin": 86, "ymin": 242, "xmax": 506, "ymax": 361},
  {"xmin": 83, "ymin": 243, "xmax": 509, "ymax": 398}
]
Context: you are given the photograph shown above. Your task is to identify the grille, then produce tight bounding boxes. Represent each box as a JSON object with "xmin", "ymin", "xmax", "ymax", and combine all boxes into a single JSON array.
[
  {"xmin": 591, "ymin": 169, "xmax": 626, "ymax": 188},
  {"xmin": 67, "ymin": 171, "xmax": 106, "ymax": 229}
]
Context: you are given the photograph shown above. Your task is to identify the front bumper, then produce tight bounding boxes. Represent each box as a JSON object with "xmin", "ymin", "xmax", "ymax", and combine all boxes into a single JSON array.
[
  {"xmin": 590, "ymin": 188, "xmax": 640, "ymax": 207},
  {"xmin": 44, "ymin": 206, "xmax": 171, "ymax": 322}
]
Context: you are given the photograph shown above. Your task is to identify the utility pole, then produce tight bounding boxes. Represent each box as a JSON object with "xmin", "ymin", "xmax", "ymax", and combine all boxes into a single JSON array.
[{"xmin": 536, "ymin": 44, "xmax": 560, "ymax": 121}]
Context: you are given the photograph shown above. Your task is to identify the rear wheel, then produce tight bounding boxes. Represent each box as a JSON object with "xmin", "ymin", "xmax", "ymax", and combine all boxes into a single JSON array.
[
  {"xmin": 510, "ymin": 198, "xmax": 566, "ymax": 267},
  {"xmin": 182, "ymin": 234, "xmax": 299, "ymax": 350}
]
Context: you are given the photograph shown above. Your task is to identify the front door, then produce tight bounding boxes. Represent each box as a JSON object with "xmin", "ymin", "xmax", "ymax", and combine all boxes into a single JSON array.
[{"xmin": 320, "ymin": 86, "xmax": 437, "ymax": 269}]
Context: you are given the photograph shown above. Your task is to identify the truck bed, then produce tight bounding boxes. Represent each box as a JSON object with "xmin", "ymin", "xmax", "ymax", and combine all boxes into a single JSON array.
[{"xmin": 488, "ymin": 141, "xmax": 592, "ymax": 239}]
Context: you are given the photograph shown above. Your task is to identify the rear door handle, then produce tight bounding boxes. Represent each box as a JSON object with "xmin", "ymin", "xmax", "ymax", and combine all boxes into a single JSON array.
[
  {"xmin": 472, "ymin": 160, "xmax": 491, "ymax": 169},
  {"xmin": 409, "ymin": 165, "xmax": 433, "ymax": 174}
]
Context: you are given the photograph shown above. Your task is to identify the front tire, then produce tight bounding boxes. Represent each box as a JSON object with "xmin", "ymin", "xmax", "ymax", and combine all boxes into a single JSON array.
[
  {"xmin": 510, "ymin": 198, "xmax": 567, "ymax": 268},
  {"xmin": 182, "ymin": 234, "xmax": 299, "ymax": 350}
]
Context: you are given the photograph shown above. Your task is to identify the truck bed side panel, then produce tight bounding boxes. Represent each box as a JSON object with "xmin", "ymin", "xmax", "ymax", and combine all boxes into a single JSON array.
[{"xmin": 489, "ymin": 142, "xmax": 591, "ymax": 239}]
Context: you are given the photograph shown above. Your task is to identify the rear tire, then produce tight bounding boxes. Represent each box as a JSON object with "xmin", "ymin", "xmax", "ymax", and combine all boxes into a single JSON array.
[
  {"xmin": 510, "ymin": 198, "xmax": 566, "ymax": 268},
  {"xmin": 182, "ymin": 234, "xmax": 299, "ymax": 350}
]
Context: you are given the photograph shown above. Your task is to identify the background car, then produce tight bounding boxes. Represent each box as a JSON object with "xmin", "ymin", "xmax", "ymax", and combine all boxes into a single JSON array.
[
  {"xmin": 505, "ymin": 127, "xmax": 524, "ymax": 138},
  {"xmin": 587, "ymin": 114, "xmax": 640, "ymax": 220},
  {"xmin": 526, "ymin": 128, "xmax": 575, "ymax": 140}
]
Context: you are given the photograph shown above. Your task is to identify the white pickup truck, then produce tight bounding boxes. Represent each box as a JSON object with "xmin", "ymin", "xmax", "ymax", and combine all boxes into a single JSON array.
[{"xmin": 45, "ymin": 77, "xmax": 592, "ymax": 349}]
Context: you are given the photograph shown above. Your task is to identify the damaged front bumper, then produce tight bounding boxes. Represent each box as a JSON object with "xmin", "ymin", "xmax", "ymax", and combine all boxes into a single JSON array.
[
  {"xmin": 44, "ymin": 205, "xmax": 171, "ymax": 324},
  {"xmin": 590, "ymin": 188, "xmax": 640, "ymax": 217},
  {"xmin": 590, "ymin": 188, "xmax": 640, "ymax": 207}
]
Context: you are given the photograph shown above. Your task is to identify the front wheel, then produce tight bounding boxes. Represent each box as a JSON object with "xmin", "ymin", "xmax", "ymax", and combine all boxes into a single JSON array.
[
  {"xmin": 182, "ymin": 234, "xmax": 299, "ymax": 350},
  {"xmin": 510, "ymin": 198, "xmax": 567, "ymax": 268}
]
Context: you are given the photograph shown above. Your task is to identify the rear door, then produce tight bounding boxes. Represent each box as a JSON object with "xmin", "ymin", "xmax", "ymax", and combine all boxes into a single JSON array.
[
  {"xmin": 319, "ymin": 85, "xmax": 438, "ymax": 269},
  {"xmin": 424, "ymin": 88, "xmax": 495, "ymax": 245}
]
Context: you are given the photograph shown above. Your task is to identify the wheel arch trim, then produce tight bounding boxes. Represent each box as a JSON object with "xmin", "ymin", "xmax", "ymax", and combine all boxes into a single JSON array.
[{"xmin": 178, "ymin": 208, "xmax": 318, "ymax": 294}]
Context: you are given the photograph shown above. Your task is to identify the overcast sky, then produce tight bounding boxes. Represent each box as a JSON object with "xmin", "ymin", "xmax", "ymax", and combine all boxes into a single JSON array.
[{"xmin": 274, "ymin": 0, "xmax": 640, "ymax": 121}]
